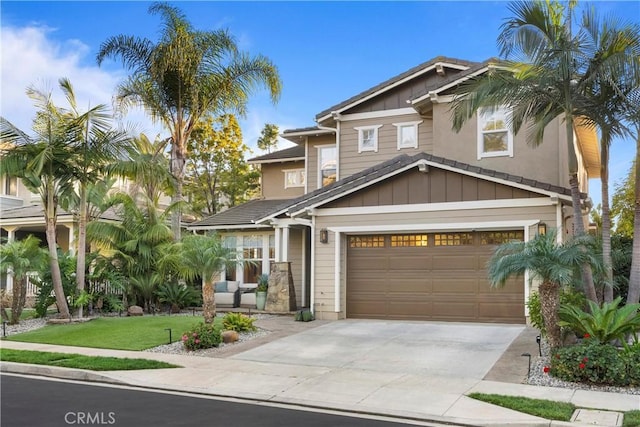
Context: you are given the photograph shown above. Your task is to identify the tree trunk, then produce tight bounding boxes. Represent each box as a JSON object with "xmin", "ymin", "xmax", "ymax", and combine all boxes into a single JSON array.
[
  {"xmin": 10, "ymin": 277, "xmax": 25, "ymax": 325},
  {"xmin": 202, "ymin": 279, "xmax": 216, "ymax": 324},
  {"xmin": 170, "ymin": 143, "xmax": 186, "ymax": 240},
  {"xmin": 566, "ymin": 117, "xmax": 597, "ymax": 304},
  {"xmin": 628, "ymin": 133, "xmax": 640, "ymax": 305},
  {"xmin": 538, "ymin": 280, "xmax": 562, "ymax": 349},
  {"xmin": 601, "ymin": 144, "xmax": 613, "ymax": 303},
  {"xmin": 75, "ymin": 185, "xmax": 88, "ymax": 318},
  {"xmin": 44, "ymin": 190, "xmax": 70, "ymax": 319}
]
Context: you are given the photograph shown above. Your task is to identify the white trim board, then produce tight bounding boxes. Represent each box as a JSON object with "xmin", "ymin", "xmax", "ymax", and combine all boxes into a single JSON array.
[
  {"xmin": 327, "ymin": 220, "xmax": 540, "ymax": 234},
  {"xmin": 338, "ymin": 108, "xmax": 418, "ymax": 122},
  {"xmin": 188, "ymin": 224, "xmax": 271, "ymax": 231},
  {"xmin": 317, "ymin": 62, "xmax": 470, "ymax": 122},
  {"xmin": 315, "ymin": 197, "xmax": 557, "ymax": 217}
]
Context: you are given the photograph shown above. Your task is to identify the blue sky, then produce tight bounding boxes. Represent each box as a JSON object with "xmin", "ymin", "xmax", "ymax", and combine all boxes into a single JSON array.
[{"xmin": 2, "ymin": 1, "xmax": 639, "ymax": 207}]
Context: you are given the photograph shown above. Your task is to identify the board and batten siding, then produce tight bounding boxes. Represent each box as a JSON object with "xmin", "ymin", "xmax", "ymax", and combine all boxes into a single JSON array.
[
  {"xmin": 339, "ymin": 114, "xmax": 433, "ymax": 179},
  {"xmin": 311, "ymin": 204, "xmax": 558, "ymax": 320}
]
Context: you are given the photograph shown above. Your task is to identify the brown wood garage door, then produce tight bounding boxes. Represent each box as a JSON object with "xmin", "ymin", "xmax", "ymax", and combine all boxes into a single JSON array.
[{"xmin": 346, "ymin": 231, "xmax": 525, "ymax": 324}]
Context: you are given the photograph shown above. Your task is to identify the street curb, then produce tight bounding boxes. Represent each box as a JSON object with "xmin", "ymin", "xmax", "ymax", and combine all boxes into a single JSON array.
[{"xmin": 1, "ymin": 362, "xmax": 128, "ymax": 385}]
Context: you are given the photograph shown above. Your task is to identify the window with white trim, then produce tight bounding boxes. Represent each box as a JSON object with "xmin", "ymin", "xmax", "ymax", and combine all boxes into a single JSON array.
[
  {"xmin": 318, "ymin": 145, "xmax": 337, "ymax": 187},
  {"xmin": 2, "ymin": 175, "xmax": 17, "ymax": 196},
  {"xmin": 283, "ymin": 169, "xmax": 305, "ymax": 188},
  {"xmin": 477, "ymin": 106, "xmax": 513, "ymax": 159},
  {"xmin": 354, "ymin": 125, "xmax": 382, "ymax": 153},
  {"xmin": 393, "ymin": 121, "xmax": 422, "ymax": 150}
]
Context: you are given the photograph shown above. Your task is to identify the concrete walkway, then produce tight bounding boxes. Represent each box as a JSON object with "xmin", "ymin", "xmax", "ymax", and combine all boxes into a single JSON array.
[{"xmin": 1, "ymin": 317, "xmax": 638, "ymax": 427}]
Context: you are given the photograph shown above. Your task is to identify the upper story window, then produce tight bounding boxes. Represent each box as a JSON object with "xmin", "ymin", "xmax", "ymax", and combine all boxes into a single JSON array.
[
  {"xmin": 318, "ymin": 145, "xmax": 337, "ymax": 187},
  {"xmin": 393, "ymin": 121, "xmax": 422, "ymax": 150},
  {"xmin": 354, "ymin": 125, "xmax": 382, "ymax": 153},
  {"xmin": 283, "ymin": 169, "xmax": 305, "ymax": 188},
  {"xmin": 477, "ymin": 107, "xmax": 513, "ymax": 159},
  {"xmin": 2, "ymin": 175, "xmax": 17, "ymax": 196}
]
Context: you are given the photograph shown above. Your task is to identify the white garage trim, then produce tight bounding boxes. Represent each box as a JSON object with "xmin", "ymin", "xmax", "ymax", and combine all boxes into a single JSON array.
[
  {"xmin": 327, "ymin": 220, "xmax": 539, "ymax": 234},
  {"xmin": 335, "ymin": 231, "xmax": 341, "ymax": 312}
]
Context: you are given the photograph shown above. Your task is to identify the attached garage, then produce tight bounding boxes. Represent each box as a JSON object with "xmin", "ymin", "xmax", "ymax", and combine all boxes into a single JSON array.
[{"xmin": 346, "ymin": 230, "xmax": 525, "ymax": 324}]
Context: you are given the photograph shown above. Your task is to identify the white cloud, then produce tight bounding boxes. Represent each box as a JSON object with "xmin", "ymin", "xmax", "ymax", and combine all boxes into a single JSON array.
[{"xmin": 0, "ymin": 25, "xmax": 164, "ymax": 137}]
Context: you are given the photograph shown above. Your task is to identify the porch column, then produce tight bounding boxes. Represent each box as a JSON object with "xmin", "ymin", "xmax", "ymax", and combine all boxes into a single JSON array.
[
  {"xmin": 274, "ymin": 227, "xmax": 282, "ymax": 262},
  {"xmin": 2, "ymin": 227, "xmax": 17, "ymax": 292},
  {"xmin": 65, "ymin": 224, "xmax": 76, "ymax": 255},
  {"xmin": 282, "ymin": 226, "xmax": 290, "ymax": 262}
]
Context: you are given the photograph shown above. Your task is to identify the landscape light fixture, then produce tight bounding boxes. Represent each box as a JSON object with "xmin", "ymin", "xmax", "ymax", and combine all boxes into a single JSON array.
[
  {"xmin": 536, "ymin": 335, "xmax": 542, "ymax": 356},
  {"xmin": 2, "ymin": 321, "xmax": 6, "ymax": 337},
  {"xmin": 538, "ymin": 222, "xmax": 547, "ymax": 236},
  {"xmin": 165, "ymin": 328, "xmax": 172, "ymax": 344},
  {"xmin": 320, "ymin": 228, "xmax": 329, "ymax": 244}
]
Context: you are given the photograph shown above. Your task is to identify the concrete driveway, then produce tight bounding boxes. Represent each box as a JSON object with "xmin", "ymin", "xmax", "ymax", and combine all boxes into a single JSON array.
[{"xmin": 231, "ymin": 320, "xmax": 524, "ymax": 380}]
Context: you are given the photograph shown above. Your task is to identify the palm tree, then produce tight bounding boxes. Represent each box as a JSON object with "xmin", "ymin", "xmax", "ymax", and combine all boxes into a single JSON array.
[
  {"xmin": 107, "ymin": 133, "xmax": 175, "ymax": 204},
  {"xmin": 450, "ymin": 0, "xmax": 627, "ymax": 303},
  {"xmin": 0, "ymin": 235, "xmax": 48, "ymax": 324},
  {"xmin": 488, "ymin": 230, "xmax": 600, "ymax": 348},
  {"xmin": 96, "ymin": 2, "xmax": 282, "ymax": 238},
  {"xmin": 627, "ymin": 88, "xmax": 640, "ymax": 305},
  {"xmin": 0, "ymin": 88, "xmax": 76, "ymax": 319},
  {"xmin": 578, "ymin": 11, "xmax": 640, "ymax": 303},
  {"xmin": 165, "ymin": 233, "xmax": 236, "ymax": 323},
  {"xmin": 55, "ymin": 78, "xmax": 131, "ymax": 318}
]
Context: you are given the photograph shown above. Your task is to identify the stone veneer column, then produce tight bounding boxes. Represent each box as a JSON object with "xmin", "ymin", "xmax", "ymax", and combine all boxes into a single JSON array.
[{"xmin": 265, "ymin": 262, "xmax": 297, "ymax": 312}]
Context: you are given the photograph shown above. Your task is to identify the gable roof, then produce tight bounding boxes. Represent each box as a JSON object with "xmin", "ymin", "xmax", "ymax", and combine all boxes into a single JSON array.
[
  {"xmin": 188, "ymin": 199, "xmax": 291, "ymax": 230},
  {"xmin": 248, "ymin": 145, "xmax": 305, "ymax": 164},
  {"xmin": 315, "ymin": 56, "xmax": 476, "ymax": 122},
  {"xmin": 258, "ymin": 152, "xmax": 581, "ymax": 221},
  {"xmin": 0, "ymin": 204, "xmax": 121, "ymax": 222}
]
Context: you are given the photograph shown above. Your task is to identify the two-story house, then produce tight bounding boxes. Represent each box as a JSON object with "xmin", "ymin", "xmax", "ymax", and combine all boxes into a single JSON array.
[{"xmin": 188, "ymin": 56, "xmax": 600, "ymax": 324}]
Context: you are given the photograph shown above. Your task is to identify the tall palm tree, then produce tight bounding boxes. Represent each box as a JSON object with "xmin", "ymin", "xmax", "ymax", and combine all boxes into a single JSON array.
[
  {"xmin": 0, "ymin": 88, "xmax": 76, "ymax": 319},
  {"xmin": 578, "ymin": 10, "xmax": 640, "ymax": 303},
  {"xmin": 488, "ymin": 230, "xmax": 600, "ymax": 348},
  {"xmin": 451, "ymin": 0, "xmax": 626, "ymax": 303},
  {"xmin": 96, "ymin": 2, "xmax": 282, "ymax": 238},
  {"xmin": 55, "ymin": 78, "xmax": 131, "ymax": 317},
  {"xmin": 163, "ymin": 233, "xmax": 236, "ymax": 323},
  {"xmin": 0, "ymin": 235, "xmax": 48, "ymax": 324},
  {"xmin": 627, "ymin": 88, "xmax": 640, "ymax": 305}
]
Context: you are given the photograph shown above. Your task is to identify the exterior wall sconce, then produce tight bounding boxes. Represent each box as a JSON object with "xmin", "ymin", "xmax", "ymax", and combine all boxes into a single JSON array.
[
  {"xmin": 320, "ymin": 228, "xmax": 329, "ymax": 244},
  {"xmin": 538, "ymin": 222, "xmax": 547, "ymax": 236}
]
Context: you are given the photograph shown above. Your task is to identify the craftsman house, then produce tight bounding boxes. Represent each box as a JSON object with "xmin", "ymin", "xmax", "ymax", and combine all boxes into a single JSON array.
[{"xmin": 193, "ymin": 56, "xmax": 601, "ymax": 323}]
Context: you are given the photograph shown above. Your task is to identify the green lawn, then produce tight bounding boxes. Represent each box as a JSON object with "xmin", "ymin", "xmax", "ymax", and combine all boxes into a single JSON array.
[
  {"xmin": 469, "ymin": 393, "xmax": 639, "ymax": 426},
  {"xmin": 0, "ymin": 348, "xmax": 179, "ymax": 370},
  {"xmin": 5, "ymin": 316, "xmax": 220, "ymax": 350}
]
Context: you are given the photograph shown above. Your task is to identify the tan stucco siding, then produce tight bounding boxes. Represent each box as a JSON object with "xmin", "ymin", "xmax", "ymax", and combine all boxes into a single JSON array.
[
  {"xmin": 307, "ymin": 134, "xmax": 337, "ymax": 193},
  {"xmin": 311, "ymin": 204, "xmax": 558, "ymax": 320},
  {"xmin": 260, "ymin": 161, "xmax": 305, "ymax": 200},
  {"xmin": 432, "ymin": 103, "xmax": 566, "ymax": 188},
  {"xmin": 339, "ymin": 114, "xmax": 433, "ymax": 179}
]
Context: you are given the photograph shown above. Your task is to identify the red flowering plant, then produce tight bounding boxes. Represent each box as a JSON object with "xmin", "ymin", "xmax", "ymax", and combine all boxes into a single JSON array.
[
  {"xmin": 550, "ymin": 341, "xmax": 629, "ymax": 386},
  {"xmin": 182, "ymin": 322, "xmax": 221, "ymax": 351}
]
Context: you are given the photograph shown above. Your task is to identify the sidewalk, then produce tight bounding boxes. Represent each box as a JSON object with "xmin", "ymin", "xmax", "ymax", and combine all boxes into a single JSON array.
[{"xmin": 1, "ymin": 319, "xmax": 638, "ymax": 427}]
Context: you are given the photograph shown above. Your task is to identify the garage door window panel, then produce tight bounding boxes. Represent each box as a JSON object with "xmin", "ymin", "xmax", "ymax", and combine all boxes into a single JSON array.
[
  {"xmin": 349, "ymin": 235, "xmax": 386, "ymax": 248},
  {"xmin": 390, "ymin": 234, "xmax": 428, "ymax": 247},
  {"xmin": 434, "ymin": 233, "xmax": 474, "ymax": 246},
  {"xmin": 480, "ymin": 231, "xmax": 524, "ymax": 245}
]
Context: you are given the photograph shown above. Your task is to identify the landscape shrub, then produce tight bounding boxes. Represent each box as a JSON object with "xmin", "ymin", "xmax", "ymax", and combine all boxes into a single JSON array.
[
  {"xmin": 622, "ymin": 343, "xmax": 640, "ymax": 386},
  {"xmin": 222, "ymin": 312, "xmax": 256, "ymax": 332},
  {"xmin": 156, "ymin": 282, "xmax": 199, "ymax": 312},
  {"xmin": 558, "ymin": 297, "xmax": 640, "ymax": 344},
  {"xmin": 181, "ymin": 322, "xmax": 221, "ymax": 351},
  {"xmin": 550, "ymin": 339, "xmax": 630, "ymax": 386}
]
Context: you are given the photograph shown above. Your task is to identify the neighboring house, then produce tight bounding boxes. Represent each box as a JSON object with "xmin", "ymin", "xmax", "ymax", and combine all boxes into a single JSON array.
[{"xmin": 187, "ymin": 56, "xmax": 600, "ymax": 324}]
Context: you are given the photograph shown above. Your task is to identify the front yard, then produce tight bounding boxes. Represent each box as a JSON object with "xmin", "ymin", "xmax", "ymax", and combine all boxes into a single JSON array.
[{"xmin": 4, "ymin": 316, "xmax": 218, "ymax": 351}]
